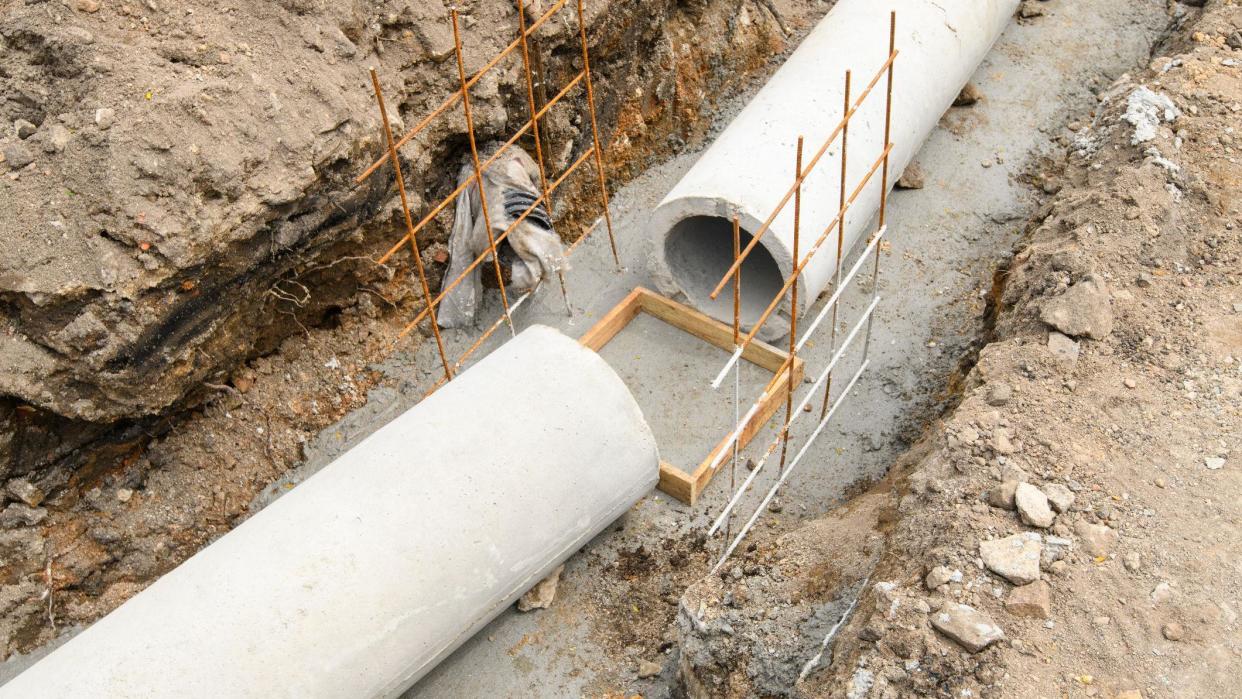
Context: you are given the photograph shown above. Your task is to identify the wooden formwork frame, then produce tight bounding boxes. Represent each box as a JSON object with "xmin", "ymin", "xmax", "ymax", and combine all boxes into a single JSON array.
[{"xmin": 579, "ymin": 287, "xmax": 804, "ymax": 505}]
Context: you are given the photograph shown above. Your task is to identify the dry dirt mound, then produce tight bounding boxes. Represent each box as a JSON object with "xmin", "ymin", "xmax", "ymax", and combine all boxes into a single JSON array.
[{"xmin": 679, "ymin": 2, "xmax": 1241, "ymax": 697}]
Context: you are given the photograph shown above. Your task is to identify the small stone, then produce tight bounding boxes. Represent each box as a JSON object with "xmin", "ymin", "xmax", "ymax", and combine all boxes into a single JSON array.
[
  {"xmin": 986, "ymin": 382, "xmax": 1012, "ymax": 406},
  {"xmin": 926, "ymin": 565, "xmax": 955, "ymax": 590},
  {"xmin": 993, "ymin": 430, "xmax": 1016, "ymax": 455},
  {"xmin": 954, "ymin": 82, "xmax": 982, "ymax": 107},
  {"xmin": 95, "ymin": 107, "xmax": 115, "ymax": 130},
  {"xmin": 1016, "ymin": 483, "xmax": 1055, "ymax": 528},
  {"xmin": 1047, "ymin": 331, "xmax": 1080, "ymax": 363},
  {"xmin": 116, "ymin": 488, "xmax": 133, "ymax": 503},
  {"xmin": 896, "ymin": 163, "xmax": 925, "ymax": 189},
  {"xmin": 1123, "ymin": 551, "xmax": 1141, "ymax": 572},
  {"xmin": 1075, "ymin": 521, "xmax": 1117, "ymax": 558},
  {"xmin": 0, "ymin": 504, "xmax": 48, "ymax": 528},
  {"xmin": 45, "ymin": 124, "xmax": 71, "ymax": 153},
  {"xmin": 769, "ymin": 498, "xmax": 783, "ymax": 514},
  {"xmin": 1041, "ymin": 483, "xmax": 1075, "ymax": 513},
  {"xmin": 980, "ymin": 532, "xmax": 1042, "ymax": 585},
  {"xmin": 1136, "ymin": 272, "xmax": 1155, "ymax": 288},
  {"xmin": 1150, "ymin": 582, "xmax": 1173, "ymax": 604},
  {"xmin": 76, "ymin": 0, "xmax": 100, "ymax": 12},
  {"xmin": 1040, "ymin": 275, "xmax": 1114, "ymax": 340},
  {"xmin": 859, "ymin": 621, "xmax": 886, "ymax": 642},
  {"xmin": 637, "ymin": 660, "xmax": 662, "ymax": 679},
  {"xmin": 987, "ymin": 480, "xmax": 1019, "ymax": 510},
  {"xmin": 1204, "ymin": 456, "xmax": 1225, "ymax": 470},
  {"xmin": 1228, "ymin": 31, "xmax": 1242, "ymax": 51},
  {"xmin": 745, "ymin": 458, "xmax": 757, "ymax": 472},
  {"xmin": 6, "ymin": 478, "xmax": 45, "ymax": 507},
  {"xmin": 1005, "ymin": 581, "xmax": 1051, "ymax": 619},
  {"xmin": 931, "ymin": 603, "xmax": 1004, "ymax": 653},
  {"xmin": 1123, "ymin": 377, "xmax": 1137, "ymax": 389},
  {"xmin": 14, "ymin": 119, "xmax": 36, "ymax": 140},
  {"xmin": 1161, "ymin": 622, "xmax": 1183, "ymax": 641},
  {"xmin": 2, "ymin": 142, "xmax": 34, "ymax": 170},
  {"xmin": 1018, "ymin": 1, "xmax": 1046, "ymax": 19},
  {"xmin": 1154, "ymin": 477, "xmax": 1166, "ymax": 489},
  {"xmin": 517, "ymin": 564, "xmax": 563, "ymax": 612}
]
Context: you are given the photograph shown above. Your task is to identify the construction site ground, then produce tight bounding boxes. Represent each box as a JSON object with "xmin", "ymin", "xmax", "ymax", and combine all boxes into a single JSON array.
[{"xmin": 3, "ymin": 1, "xmax": 1239, "ymax": 698}]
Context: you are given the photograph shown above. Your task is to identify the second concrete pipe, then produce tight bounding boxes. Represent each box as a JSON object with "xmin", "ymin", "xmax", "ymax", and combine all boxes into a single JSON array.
[{"xmin": 650, "ymin": 0, "xmax": 1020, "ymax": 334}]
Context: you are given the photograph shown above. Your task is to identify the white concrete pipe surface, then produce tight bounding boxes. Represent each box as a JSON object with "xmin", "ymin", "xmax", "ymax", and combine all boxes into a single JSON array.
[
  {"xmin": 650, "ymin": 0, "xmax": 1019, "ymax": 332},
  {"xmin": 2, "ymin": 326, "xmax": 658, "ymax": 698}
]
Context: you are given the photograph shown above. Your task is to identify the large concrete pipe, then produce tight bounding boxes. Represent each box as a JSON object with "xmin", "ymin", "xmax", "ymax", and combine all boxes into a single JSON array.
[
  {"xmin": 2, "ymin": 326, "xmax": 658, "ymax": 698},
  {"xmin": 650, "ymin": 0, "xmax": 1019, "ymax": 333}
]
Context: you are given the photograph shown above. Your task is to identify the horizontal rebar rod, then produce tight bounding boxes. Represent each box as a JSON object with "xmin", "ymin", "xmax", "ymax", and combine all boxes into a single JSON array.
[
  {"xmin": 376, "ymin": 71, "xmax": 586, "ymax": 265},
  {"xmin": 355, "ymin": 0, "xmax": 570, "ymax": 185},
  {"xmin": 712, "ymin": 357, "xmax": 871, "ymax": 573},
  {"xmin": 395, "ymin": 145, "xmax": 596, "ymax": 340},
  {"xmin": 707, "ymin": 295, "xmax": 880, "ymax": 536}
]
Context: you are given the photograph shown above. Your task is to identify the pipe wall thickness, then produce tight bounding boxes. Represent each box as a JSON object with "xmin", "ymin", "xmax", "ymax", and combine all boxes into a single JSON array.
[
  {"xmin": 650, "ymin": 0, "xmax": 1019, "ymax": 333},
  {"xmin": 3, "ymin": 325, "xmax": 658, "ymax": 698}
]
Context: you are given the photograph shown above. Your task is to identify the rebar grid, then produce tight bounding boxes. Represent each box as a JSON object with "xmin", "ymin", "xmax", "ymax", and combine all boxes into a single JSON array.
[
  {"xmin": 362, "ymin": 0, "xmax": 615, "ymax": 390},
  {"xmin": 711, "ymin": 12, "xmax": 897, "ymax": 570}
]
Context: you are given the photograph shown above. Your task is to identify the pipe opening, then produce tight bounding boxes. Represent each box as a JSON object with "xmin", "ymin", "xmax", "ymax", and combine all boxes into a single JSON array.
[{"xmin": 664, "ymin": 215, "xmax": 786, "ymax": 330}]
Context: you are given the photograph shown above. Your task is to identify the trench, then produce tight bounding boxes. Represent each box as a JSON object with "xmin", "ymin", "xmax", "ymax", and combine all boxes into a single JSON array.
[{"xmin": 0, "ymin": 0, "xmax": 1178, "ymax": 694}]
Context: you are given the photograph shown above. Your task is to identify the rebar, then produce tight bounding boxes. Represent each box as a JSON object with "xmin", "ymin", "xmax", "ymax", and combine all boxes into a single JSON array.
[
  {"xmin": 576, "ymin": 0, "xmax": 620, "ymax": 269},
  {"xmin": 452, "ymin": 10, "xmax": 515, "ymax": 337},
  {"xmin": 369, "ymin": 69, "xmax": 453, "ymax": 380}
]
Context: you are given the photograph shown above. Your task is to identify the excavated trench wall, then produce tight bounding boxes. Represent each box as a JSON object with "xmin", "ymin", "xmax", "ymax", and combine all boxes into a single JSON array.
[{"xmin": 0, "ymin": 0, "xmax": 822, "ymax": 486}]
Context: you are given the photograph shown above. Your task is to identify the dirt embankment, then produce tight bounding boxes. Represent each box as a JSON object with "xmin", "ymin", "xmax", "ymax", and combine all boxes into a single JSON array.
[
  {"xmin": 0, "ymin": 0, "xmax": 833, "ymax": 662},
  {"xmin": 679, "ymin": 3, "xmax": 1241, "ymax": 697}
]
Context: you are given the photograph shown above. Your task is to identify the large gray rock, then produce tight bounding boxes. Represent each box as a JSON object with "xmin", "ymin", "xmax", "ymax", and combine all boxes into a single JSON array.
[
  {"xmin": 980, "ymin": 532, "xmax": 1042, "ymax": 585},
  {"xmin": 1015, "ymin": 482, "xmax": 1055, "ymax": 528},
  {"xmin": 931, "ymin": 603, "xmax": 1004, "ymax": 652},
  {"xmin": 1039, "ymin": 275, "xmax": 1114, "ymax": 339}
]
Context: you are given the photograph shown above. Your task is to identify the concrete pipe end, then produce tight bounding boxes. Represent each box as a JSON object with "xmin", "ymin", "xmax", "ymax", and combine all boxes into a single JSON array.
[{"xmin": 649, "ymin": 197, "xmax": 802, "ymax": 342}]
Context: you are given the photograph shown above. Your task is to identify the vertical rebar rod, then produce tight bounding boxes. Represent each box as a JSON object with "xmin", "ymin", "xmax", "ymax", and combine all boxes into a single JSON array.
[
  {"xmin": 576, "ymin": 0, "xmax": 620, "ymax": 269},
  {"xmin": 779, "ymin": 136, "xmax": 803, "ymax": 471},
  {"xmin": 864, "ymin": 13, "xmax": 897, "ymax": 360},
  {"xmin": 452, "ymin": 10, "xmax": 516, "ymax": 337},
  {"xmin": 820, "ymin": 70, "xmax": 852, "ymax": 419},
  {"xmin": 516, "ymin": 0, "xmax": 571, "ymax": 317},
  {"xmin": 370, "ymin": 69, "xmax": 453, "ymax": 381},
  {"xmin": 727, "ymin": 213, "xmax": 741, "ymax": 541}
]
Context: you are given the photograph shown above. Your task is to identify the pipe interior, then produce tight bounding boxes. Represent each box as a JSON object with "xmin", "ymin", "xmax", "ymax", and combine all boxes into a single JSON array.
[{"xmin": 663, "ymin": 215, "xmax": 787, "ymax": 329}]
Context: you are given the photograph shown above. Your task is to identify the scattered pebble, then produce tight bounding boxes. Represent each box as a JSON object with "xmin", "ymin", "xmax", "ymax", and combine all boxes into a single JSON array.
[
  {"xmin": 1005, "ymin": 581, "xmax": 1052, "ymax": 619},
  {"xmin": 1204, "ymin": 456, "xmax": 1225, "ymax": 470},
  {"xmin": 954, "ymin": 82, "xmax": 983, "ymax": 107},
  {"xmin": 1075, "ymin": 521, "xmax": 1117, "ymax": 558},
  {"xmin": 637, "ymin": 659, "xmax": 662, "ymax": 679},
  {"xmin": 1123, "ymin": 377, "xmax": 1137, "ymax": 389},
  {"xmin": 1161, "ymin": 622, "xmax": 1184, "ymax": 642},
  {"xmin": 14, "ymin": 119, "xmax": 36, "ymax": 140},
  {"xmin": 896, "ymin": 162, "xmax": 925, "ymax": 189},
  {"xmin": 116, "ymin": 488, "xmax": 133, "ymax": 503},
  {"xmin": 95, "ymin": 107, "xmax": 116, "ymax": 130},
  {"xmin": 1041, "ymin": 483, "xmax": 1075, "ymax": 513}
]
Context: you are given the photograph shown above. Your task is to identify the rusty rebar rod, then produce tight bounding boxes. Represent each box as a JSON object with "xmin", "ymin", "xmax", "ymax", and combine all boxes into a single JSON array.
[
  {"xmin": 707, "ymin": 49, "xmax": 899, "ymax": 301},
  {"xmin": 452, "ymin": 10, "xmax": 515, "ymax": 337},
  {"xmin": 369, "ymin": 69, "xmax": 452, "ymax": 380},
  {"xmin": 863, "ymin": 12, "xmax": 897, "ymax": 361},
  {"xmin": 576, "ymin": 0, "xmax": 620, "ymax": 269},
  {"xmin": 516, "ymin": 0, "xmax": 572, "ymax": 317},
  {"xmin": 355, "ymin": 0, "xmax": 570, "ymax": 185},
  {"xmin": 732, "ymin": 215, "xmax": 741, "ymax": 347},
  {"xmin": 779, "ymin": 136, "xmax": 803, "ymax": 472},
  {"xmin": 820, "ymin": 70, "xmax": 851, "ymax": 420}
]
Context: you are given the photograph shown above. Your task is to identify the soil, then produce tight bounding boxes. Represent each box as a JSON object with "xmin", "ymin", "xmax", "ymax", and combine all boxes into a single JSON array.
[
  {"xmin": 678, "ymin": 2, "xmax": 1242, "ymax": 697},
  {"xmin": 0, "ymin": 0, "xmax": 831, "ymax": 663}
]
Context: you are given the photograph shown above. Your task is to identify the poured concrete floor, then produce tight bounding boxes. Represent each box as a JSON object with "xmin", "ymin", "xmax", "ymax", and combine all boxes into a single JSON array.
[{"xmin": 271, "ymin": 2, "xmax": 1173, "ymax": 696}]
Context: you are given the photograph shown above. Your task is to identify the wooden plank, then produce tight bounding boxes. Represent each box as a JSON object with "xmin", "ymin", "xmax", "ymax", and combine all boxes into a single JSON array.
[
  {"xmin": 578, "ymin": 286, "xmax": 803, "ymax": 505},
  {"xmin": 633, "ymin": 288, "xmax": 790, "ymax": 374},
  {"xmin": 688, "ymin": 356, "xmax": 804, "ymax": 498},
  {"xmin": 578, "ymin": 288, "xmax": 643, "ymax": 352},
  {"xmin": 658, "ymin": 461, "xmax": 695, "ymax": 505}
]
